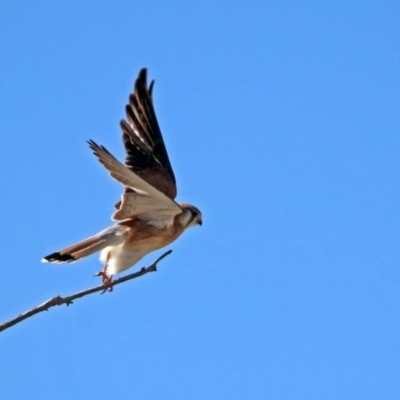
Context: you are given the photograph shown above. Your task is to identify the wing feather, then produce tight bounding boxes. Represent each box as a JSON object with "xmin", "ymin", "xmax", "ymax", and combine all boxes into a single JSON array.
[
  {"xmin": 111, "ymin": 192, "xmax": 178, "ymax": 221},
  {"xmin": 87, "ymin": 140, "xmax": 181, "ymax": 220},
  {"xmin": 120, "ymin": 68, "xmax": 177, "ymax": 199}
]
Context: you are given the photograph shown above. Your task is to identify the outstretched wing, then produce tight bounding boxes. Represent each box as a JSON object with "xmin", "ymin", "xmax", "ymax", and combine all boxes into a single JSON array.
[
  {"xmin": 120, "ymin": 68, "xmax": 177, "ymax": 200},
  {"xmin": 88, "ymin": 140, "xmax": 181, "ymax": 222}
]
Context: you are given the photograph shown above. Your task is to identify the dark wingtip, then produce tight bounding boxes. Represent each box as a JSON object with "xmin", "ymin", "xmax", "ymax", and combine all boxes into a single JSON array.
[
  {"xmin": 135, "ymin": 68, "xmax": 149, "ymax": 94},
  {"xmin": 87, "ymin": 139, "xmax": 97, "ymax": 150},
  {"xmin": 42, "ymin": 252, "xmax": 76, "ymax": 263},
  {"xmin": 87, "ymin": 139, "xmax": 99, "ymax": 157},
  {"xmin": 134, "ymin": 68, "xmax": 154, "ymax": 95},
  {"xmin": 138, "ymin": 68, "xmax": 147, "ymax": 83},
  {"xmin": 87, "ymin": 139, "xmax": 111, "ymax": 157},
  {"xmin": 148, "ymin": 79, "xmax": 155, "ymax": 99}
]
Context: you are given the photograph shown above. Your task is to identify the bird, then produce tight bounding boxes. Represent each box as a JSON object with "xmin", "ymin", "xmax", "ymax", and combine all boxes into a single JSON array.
[{"xmin": 42, "ymin": 68, "xmax": 202, "ymax": 287}]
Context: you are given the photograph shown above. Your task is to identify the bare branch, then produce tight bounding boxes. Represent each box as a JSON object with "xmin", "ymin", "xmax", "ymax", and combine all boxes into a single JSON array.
[{"xmin": 0, "ymin": 250, "xmax": 172, "ymax": 333}]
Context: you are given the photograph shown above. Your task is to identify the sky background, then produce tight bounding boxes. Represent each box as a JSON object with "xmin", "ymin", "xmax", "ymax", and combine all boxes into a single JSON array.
[{"xmin": 0, "ymin": 1, "xmax": 399, "ymax": 399}]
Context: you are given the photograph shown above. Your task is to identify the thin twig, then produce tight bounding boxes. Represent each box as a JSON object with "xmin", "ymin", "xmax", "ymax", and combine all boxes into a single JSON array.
[{"xmin": 0, "ymin": 250, "xmax": 172, "ymax": 333}]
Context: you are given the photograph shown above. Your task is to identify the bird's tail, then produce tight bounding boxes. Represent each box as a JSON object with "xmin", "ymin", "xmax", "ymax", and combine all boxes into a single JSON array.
[{"xmin": 41, "ymin": 226, "xmax": 123, "ymax": 264}]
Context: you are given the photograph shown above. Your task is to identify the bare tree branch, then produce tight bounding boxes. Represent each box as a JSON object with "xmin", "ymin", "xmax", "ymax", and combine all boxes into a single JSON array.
[{"xmin": 0, "ymin": 250, "xmax": 172, "ymax": 333}]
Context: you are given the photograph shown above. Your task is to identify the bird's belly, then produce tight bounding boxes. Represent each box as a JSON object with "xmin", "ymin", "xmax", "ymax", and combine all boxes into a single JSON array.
[
  {"xmin": 100, "ymin": 244, "xmax": 143, "ymax": 275},
  {"xmin": 100, "ymin": 231, "xmax": 181, "ymax": 275}
]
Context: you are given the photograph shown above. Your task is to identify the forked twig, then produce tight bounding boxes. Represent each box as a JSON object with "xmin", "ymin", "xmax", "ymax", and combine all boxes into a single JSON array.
[{"xmin": 0, "ymin": 250, "xmax": 172, "ymax": 333}]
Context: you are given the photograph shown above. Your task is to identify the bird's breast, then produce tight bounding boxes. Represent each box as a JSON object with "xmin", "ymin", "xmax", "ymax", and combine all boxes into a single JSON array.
[{"xmin": 119, "ymin": 217, "xmax": 186, "ymax": 252}]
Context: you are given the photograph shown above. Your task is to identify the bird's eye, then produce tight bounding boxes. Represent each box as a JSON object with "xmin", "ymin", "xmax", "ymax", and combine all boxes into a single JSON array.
[{"xmin": 191, "ymin": 211, "xmax": 198, "ymax": 221}]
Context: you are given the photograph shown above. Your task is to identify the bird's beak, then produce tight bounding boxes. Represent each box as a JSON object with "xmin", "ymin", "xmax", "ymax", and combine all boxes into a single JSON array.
[{"xmin": 198, "ymin": 219, "xmax": 202, "ymax": 226}]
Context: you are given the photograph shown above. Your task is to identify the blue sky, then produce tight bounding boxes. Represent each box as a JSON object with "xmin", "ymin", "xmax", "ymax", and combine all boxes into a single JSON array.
[{"xmin": 1, "ymin": 1, "xmax": 400, "ymax": 399}]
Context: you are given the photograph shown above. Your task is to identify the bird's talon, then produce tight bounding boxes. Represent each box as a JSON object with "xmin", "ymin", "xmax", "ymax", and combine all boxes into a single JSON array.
[{"xmin": 100, "ymin": 284, "xmax": 113, "ymax": 294}]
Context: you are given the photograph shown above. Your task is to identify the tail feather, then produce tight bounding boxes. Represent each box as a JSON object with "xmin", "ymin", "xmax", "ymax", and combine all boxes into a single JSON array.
[{"xmin": 42, "ymin": 226, "xmax": 123, "ymax": 264}]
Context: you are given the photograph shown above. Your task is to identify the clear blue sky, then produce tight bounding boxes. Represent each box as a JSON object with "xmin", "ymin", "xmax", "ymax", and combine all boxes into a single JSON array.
[{"xmin": 1, "ymin": 1, "xmax": 399, "ymax": 399}]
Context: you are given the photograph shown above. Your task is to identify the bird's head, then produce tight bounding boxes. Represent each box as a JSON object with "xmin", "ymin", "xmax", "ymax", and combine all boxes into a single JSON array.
[{"xmin": 179, "ymin": 203, "xmax": 202, "ymax": 228}]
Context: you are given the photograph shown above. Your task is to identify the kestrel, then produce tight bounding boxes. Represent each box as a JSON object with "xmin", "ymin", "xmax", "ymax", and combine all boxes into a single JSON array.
[{"xmin": 42, "ymin": 69, "xmax": 202, "ymax": 285}]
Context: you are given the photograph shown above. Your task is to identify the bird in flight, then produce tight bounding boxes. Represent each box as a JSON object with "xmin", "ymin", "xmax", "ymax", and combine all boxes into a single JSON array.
[{"xmin": 42, "ymin": 69, "xmax": 202, "ymax": 287}]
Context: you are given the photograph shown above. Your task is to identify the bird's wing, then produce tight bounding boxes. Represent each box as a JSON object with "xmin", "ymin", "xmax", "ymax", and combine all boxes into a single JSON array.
[
  {"xmin": 119, "ymin": 68, "xmax": 177, "ymax": 200},
  {"xmin": 111, "ymin": 192, "xmax": 176, "ymax": 221},
  {"xmin": 88, "ymin": 140, "xmax": 181, "ymax": 221}
]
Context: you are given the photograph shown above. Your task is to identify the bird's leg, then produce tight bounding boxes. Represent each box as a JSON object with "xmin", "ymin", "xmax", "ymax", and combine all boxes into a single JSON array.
[{"xmin": 94, "ymin": 258, "xmax": 113, "ymax": 293}]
